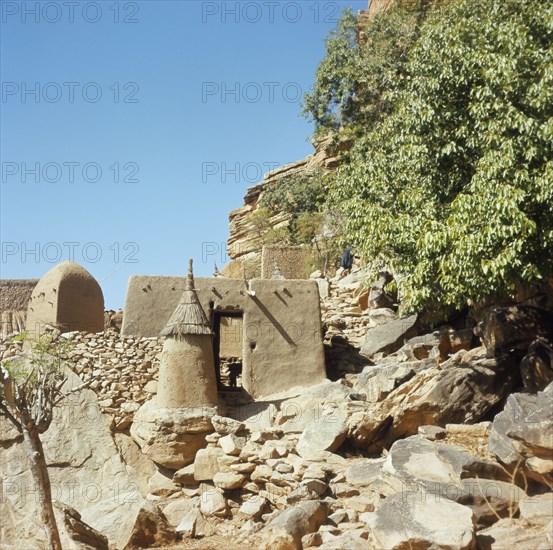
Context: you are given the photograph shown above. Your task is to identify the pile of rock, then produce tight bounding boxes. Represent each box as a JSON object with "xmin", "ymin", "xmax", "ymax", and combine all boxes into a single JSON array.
[
  {"xmin": 318, "ymin": 266, "xmax": 477, "ymax": 382},
  {"xmin": 320, "ymin": 268, "xmax": 380, "ymax": 349},
  {"xmin": 66, "ymin": 331, "xmax": 163, "ymax": 431},
  {"xmin": 142, "ymin": 400, "xmax": 552, "ymax": 550}
]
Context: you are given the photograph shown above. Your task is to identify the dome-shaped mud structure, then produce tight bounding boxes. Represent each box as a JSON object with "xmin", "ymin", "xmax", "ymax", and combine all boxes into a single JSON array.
[{"xmin": 26, "ymin": 261, "xmax": 104, "ymax": 335}]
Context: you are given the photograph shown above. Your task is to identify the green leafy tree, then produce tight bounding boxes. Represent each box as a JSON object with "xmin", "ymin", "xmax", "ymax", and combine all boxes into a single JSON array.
[
  {"xmin": 249, "ymin": 207, "xmax": 291, "ymax": 245},
  {"xmin": 302, "ymin": 4, "xmax": 427, "ymax": 138},
  {"xmin": 331, "ymin": 0, "xmax": 553, "ymax": 316},
  {"xmin": 259, "ymin": 169, "xmax": 328, "ymax": 245}
]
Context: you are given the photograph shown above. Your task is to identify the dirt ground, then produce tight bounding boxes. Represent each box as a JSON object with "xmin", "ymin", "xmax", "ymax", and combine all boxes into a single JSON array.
[{"xmin": 159, "ymin": 535, "xmax": 246, "ymax": 549}]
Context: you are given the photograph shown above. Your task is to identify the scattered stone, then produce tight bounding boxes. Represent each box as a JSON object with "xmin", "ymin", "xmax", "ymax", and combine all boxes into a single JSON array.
[
  {"xmin": 254, "ymin": 525, "xmax": 297, "ymax": 550},
  {"xmin": 418, "ymin": 425, "xmax": 447, "ymax": 440},
  {"xmin": 219, "ymin": 433, "xmax": 247, "ymax": 455},
  {"xmin": 147, "ymin": 470, "xmax": 180, "ymax": 497},
  {"xmin": 251, "ymin": 464, "xmax": 273, "ymax": 483},
  {"xmin": 346, "ymin": 495, "xmax": 376, "ymax": 513},
  {"xmin": 194, "ymin": 446, "xmax": 225, "ymax": 481},
  {"xmin": 162, "ymin": 497, "xmax": 198, "ymax": 528},
  {"xmin": 301, "ymin": 531, "xmax": 323, "ymax": 548},
  {"xmin": 211, "ymin": 415, "xmax": 245, "ymax": 435},
  {"xmin": 199, "ymin": 490, "xmax": 228, "ymax": 517},
  {"xmin": 176, "ymin": 507, "xmax": 215, "ymax": 538},
  {"xmin": 344, "ymin": 459, "xmax": 385, "ymax": 487},
  {"xmin": 266, "ymin": 500, "xmax": 328, "ymax": 548},
  {"xmin": 300, "ymin": 478, "xmax": 328, "ymax": 496},
  {"xmin": 173, "ymin": 464, "xmax": 196, "ymax": 485},
  {"xmin": 213, "ymin": 471, "xmax": 246, "ymax": 490},
  {"xmin": 296, "ymin": 417, "xmax": 348, "ymax": 458},
  {"xmin": 239, "ymin": 496, "xmax": 267, "ymax": 519}
]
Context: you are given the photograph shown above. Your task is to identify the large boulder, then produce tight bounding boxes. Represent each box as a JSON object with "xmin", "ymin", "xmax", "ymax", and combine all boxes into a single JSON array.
[
  {"xmin": 367, "ymin": 271, "xmax": 395, "ymax": 309},
  {"xmin": 383, "ymin": 436, "xmax": 507, "ymax": 494},
  {"xmin": 476, "ymin": 517, "xmax": 553, "ymax": 550},
  {"xmin": 385, "ymin": 351, "xmax": 519, "ymax": 442},
  {"xmin": 475, "ymin": 305, "xmax": 553, "ymax": 392},
  {"xmin": 261, "ymin": 500, "xmax": 328, "ymax": 549},
  {"xmin": 275, "ymin": 381, "xmax": 353, "ymax": 434},
  {"xmin": 349, "ymin": 349, "xmax": 519, "ymax": 450},
  {"xmin": 382, "ymin": 436, "xmax": 523, "ymax": 528},
  {"xmin": 365, "ymin": 492, "xmax": 475, "ymax": 550},
  {"xmin": 80, "ymin": 493, "xmax": 175, "ymax": 549},
  {"xmin": 353, "ymin": 363, "xmax": 417, "ymax": 402},
  {"xmin": 296, "ymin": 416, "xmax": 348, "ymax": 458},
  {"xmin": 55, "ymin": 503, "xmax": 109, "ymax": 550},
  {"xmin": 520, "ymin": 338, "xmax": 553, "ymax": 392},
  {"xmin": 130, "ymin": 398, "xmax": 216, "ymax": 469},
  {"xmin": 489, "ymin": 382, "xmax": 553, "ymax": 486},
  {"xmin": 0, "ymin": 370, "xmax": 174, "ymax": 549},
  {"xmin": 360, "ymin": 314, "xmax": 419, "ymax": 358},
  {"xmin": 475, "ymin": 305, "xmax": 553, "ymax": 357}
]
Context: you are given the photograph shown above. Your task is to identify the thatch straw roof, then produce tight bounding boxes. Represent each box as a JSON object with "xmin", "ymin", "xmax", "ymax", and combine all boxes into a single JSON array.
[{"xmin": 160, "ymin": 259, "xmax": 213, "ymax": 338}]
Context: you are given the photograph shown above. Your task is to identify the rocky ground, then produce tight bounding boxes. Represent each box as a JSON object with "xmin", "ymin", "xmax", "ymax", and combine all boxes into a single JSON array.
[{"xmin": 1, "ymin": 267, "xmax": 552, "ymax": 549}]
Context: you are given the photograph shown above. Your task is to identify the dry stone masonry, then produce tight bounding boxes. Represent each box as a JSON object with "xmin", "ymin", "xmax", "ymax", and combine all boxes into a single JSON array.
[
  {"xmin": 0, "ymin": 330, "xmax": 163, "ymax": 431},
  {"xmin": 0, "ymin": 278, "xmax": 38, "ymax": 336}
]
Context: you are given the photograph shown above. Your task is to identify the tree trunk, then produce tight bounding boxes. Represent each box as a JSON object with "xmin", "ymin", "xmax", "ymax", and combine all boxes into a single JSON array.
[{"xmin": 22, "ymin": 425, "xmax": 62, "ymax": 550}]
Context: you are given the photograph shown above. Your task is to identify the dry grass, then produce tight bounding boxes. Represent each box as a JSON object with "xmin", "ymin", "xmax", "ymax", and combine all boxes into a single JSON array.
[{"xmin": 441, "ymin": 431, "xmax": 495, "ymax": 461}]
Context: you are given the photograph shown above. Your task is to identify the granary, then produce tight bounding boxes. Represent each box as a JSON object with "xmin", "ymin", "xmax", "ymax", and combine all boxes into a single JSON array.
[
  {"xmin": 157, "ymin": 260, "xmax": 218, "ymax": 409},
  {"xmin": 122, "ymin": 266, "xmax": 326, "ymax": 399},
  {"xmin": 25, "ymin": 261, "xmax": 104, "ymax": 336}
]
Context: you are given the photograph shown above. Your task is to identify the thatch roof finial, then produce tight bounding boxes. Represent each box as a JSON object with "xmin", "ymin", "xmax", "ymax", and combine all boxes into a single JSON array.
[
  {"xmin": 186, "ymin": 258, "xmax": 194, "ymax": 291},
  {"xmin": 160, "ymin": 258, "xmax": 212, "ymax": 338}
]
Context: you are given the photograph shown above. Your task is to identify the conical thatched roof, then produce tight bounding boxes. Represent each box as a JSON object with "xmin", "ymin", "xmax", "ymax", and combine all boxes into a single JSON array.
[{"xmin": 160, "ymin": 259, "xmax": 213, "ymax": 338}]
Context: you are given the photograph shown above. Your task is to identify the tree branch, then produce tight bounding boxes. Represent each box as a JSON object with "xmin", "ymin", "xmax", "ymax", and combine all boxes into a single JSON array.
[{"xmin": 0, "ymin": 401, "xmax": 22, "ymax": 433}]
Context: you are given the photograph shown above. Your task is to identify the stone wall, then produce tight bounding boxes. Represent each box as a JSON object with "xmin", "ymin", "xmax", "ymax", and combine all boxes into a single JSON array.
[
  {"xmin": 261, "ymin": 245, "xmax": 311, "ymax": 279},
  {"xmin": 0, "ymin": 330, "xmax": 163, "ymax": 432},
  {"xmin": 0, "ymin": 279, "xmax": 38, "ymax": 335},
  {"xmin": 0, "ymin": 279, "xmax": 38, "ymax": 312}
]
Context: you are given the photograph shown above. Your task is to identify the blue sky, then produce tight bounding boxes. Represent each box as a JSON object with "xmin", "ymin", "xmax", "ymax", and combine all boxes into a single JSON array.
[{"xmin": 0, "ymin": 0, "xmax": 367, "ymax": 308}]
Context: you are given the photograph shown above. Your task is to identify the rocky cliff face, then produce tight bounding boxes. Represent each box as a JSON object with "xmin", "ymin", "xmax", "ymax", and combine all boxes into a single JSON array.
[{"xmin": 224, "ymin": 136, "xmax": 352, "ymax": 278}]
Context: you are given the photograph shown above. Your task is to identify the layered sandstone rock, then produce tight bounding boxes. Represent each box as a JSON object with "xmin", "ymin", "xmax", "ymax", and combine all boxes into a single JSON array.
[{"xmin": 224, "ymin": 135, "xmax": 352, "ymax": 277}]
